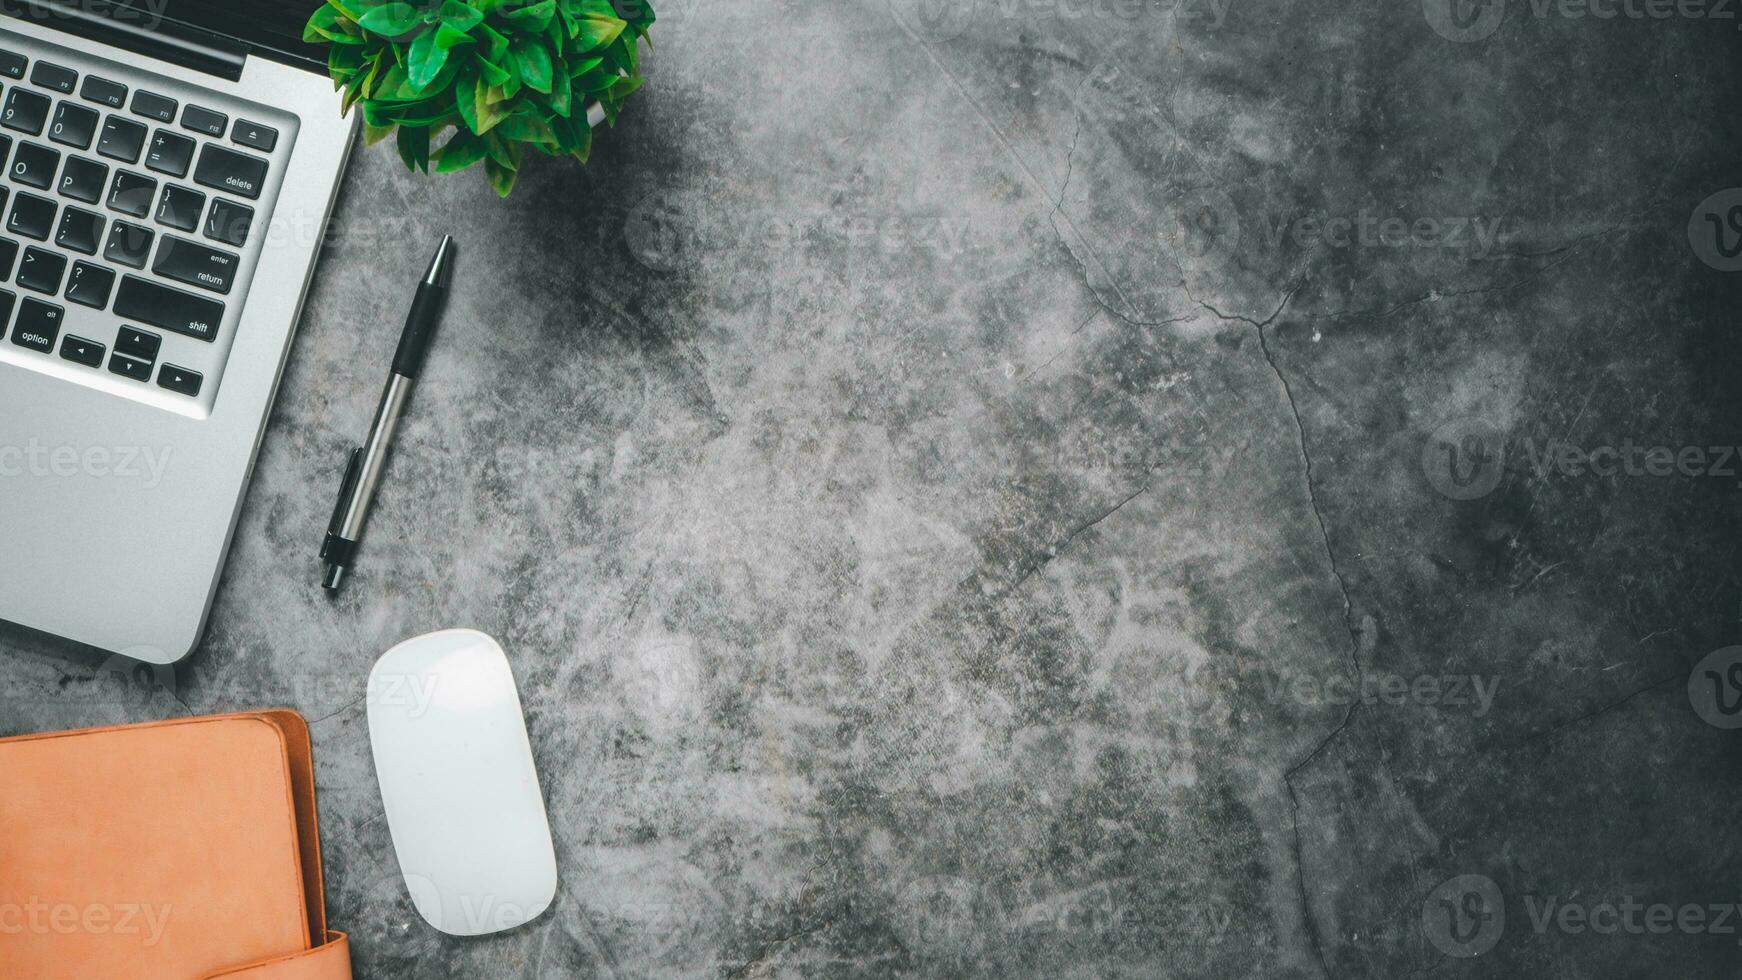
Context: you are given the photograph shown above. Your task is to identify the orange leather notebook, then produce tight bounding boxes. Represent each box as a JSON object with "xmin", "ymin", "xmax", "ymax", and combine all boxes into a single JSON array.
[{"xmin": 0, "ymin": 711, "xmax": 352, "ymax": 980}]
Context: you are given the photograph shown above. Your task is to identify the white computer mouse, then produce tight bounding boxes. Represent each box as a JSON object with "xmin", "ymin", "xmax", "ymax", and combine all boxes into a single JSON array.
[{"xmin": 366, "ymin": 628, "xmax": 558, "ymax": 937}]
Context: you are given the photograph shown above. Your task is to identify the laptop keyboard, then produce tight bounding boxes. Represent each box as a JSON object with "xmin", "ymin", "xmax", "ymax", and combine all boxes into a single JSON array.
[{"xmin": 0, "ymin": 32, "xmax": 296, "ymax": 417}]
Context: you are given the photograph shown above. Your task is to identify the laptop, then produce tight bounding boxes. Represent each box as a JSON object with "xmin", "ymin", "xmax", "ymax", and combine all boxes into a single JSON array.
[{"xmin": 0, "ymin": 0, "xmax": 355, "ymax": 663}]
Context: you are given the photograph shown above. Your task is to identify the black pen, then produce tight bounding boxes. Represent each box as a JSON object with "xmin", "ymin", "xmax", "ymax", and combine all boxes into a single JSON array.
[{"xmin": 320, "ymin": 235, "xmax": 456, "ymax": 591}]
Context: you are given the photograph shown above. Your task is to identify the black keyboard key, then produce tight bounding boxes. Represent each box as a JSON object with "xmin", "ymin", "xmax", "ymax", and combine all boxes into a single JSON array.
[
  {"xmin": 95, "ymin": 116, "xmax": 146, "ymax": 163},
  {"xmin": 80, "ymin": 76, "xmax": 126, "ymax": 109},
  {"xmin": 59, "ymin": 333, "xmax": 103, "ymax": 367},
  {"xmin": 107, "ymin": 170, "xmax": 154, "ymax": 216},
  {"xmin": 114, "ymin": 275, "xmax": 223, "ymax": 341},
  {"xmin": 57, "ymin": 155, "xmax": 106, "ymax": 203},
  {"xmin": 1, "ymin": 88, "xmax": 50, "ymax": 135},
  {"xmin": 115, "ymin": 325, "xmax": 159, "ymax": 361},
  {"xmin": 109, "ymin": 352, "xmax": 150, "ymax": 380},
  {"xmin": 7, "ymin": 192, "xmax": 55, "ymax": 240},
  {"xmin": 10, "ymin": 141, "xmax": 57, "ymax": 189},
  {"xmin": 0, "ymin": 134, "xmax": 11, "ymax": 172},
  {"xmin": 30, "ymin": 62, "xmax": 76, "ymax": 94},
  {"xmin": 231, "ymin": 119, "xmax": 277, "ymax": 153},
  {"xmin": 193, "ymin": 144, "xmax": 267, "ymax": 200},
  {"xmin": 16, "ymin": 246, "xmax": 65, "ymax": 294},
  {"xmin": 145, "ymin": 130, "xmax": 194, "ymax": 177},
  {"xmin": 65, "ymin": 260, "xmax": 113, "ymax": 308},
  {"xmin": 0, "ymin": 237, "xmax": 17, "ymax": 279},
  {"xmin": 0, "ymin": 289, "xmax": 14, "ymax": 328},
  {"xmin": 181, "ymin": 104, "xmax": 226, "ymax": 137},
  {"xmin": 205, "ymin": 198, "xmax": 252, "ymax": 247},
  {"xmin": 48, "ymin": 103, "xmax": 97, "ymax": 149},
  {"xmin": 155, "ymin": 185, "xmax": 204, "ymax": 231},
  {"xmin": 157, "ymin": 363, "xmax": 201, "ymax": 395},
  {"xmin": 11, "ymin": 296, "xmax": 60, "ymax": 351},
  {"xmin": 0, "ymin": 51, "xmax": 26, "ymax": 80},
  {"xmin": 104, "ymin": 220, "xmax": 152, "ymax": 268},
  {"xmin": 131, "ymin": 90, "xmax": 176, "ymax": 123},
  {"xmin": 154, "ymin": 235, "xmax": 237, "ymax": 294},
  {"xmin": 55, "ymin": 206, "xmax": 102, "ymax": 255}
]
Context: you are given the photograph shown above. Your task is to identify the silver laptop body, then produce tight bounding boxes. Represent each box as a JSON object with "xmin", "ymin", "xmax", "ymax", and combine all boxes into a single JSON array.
[{"xmin": 0, "ymin": 1, "xmax": 355, "ymax": 663}]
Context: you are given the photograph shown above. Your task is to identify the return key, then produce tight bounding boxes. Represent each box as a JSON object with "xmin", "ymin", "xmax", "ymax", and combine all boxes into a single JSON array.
[{"xmin": 154, "ymin": 235, "xmax": 237, "ymax": 294}]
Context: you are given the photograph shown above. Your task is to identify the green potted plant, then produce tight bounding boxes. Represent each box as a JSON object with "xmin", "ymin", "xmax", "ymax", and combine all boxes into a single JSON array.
[{"xmin": 303, "ymin": 0, "xmax": 653, "ymax": 195}]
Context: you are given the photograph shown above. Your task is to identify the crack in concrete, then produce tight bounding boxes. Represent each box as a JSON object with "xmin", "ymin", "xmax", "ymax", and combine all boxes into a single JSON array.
[
  {"xmin": 885, "ymin": 1, "xmax": 1150, "ymax": 329},
  {"xmin": 994, "ymin": 474, "xmax": 1158, "ymax": 601},
  {"xmin": 725, "ymin": 913, "xmax": 837, "ymax": 979},
  {"xmin": 1192, "ymin": 281, "xmax": 1412, "ymax": 978},
  {"xmin": 1500, "ymin": 672, "xmax": 1682, "ymax": 752},
  {"xmin": 1048, "ymin": 74, "xmax": 1090, "ymax": 230},
  {"xmin": 1304, "ymin": 225, "xmax": 1609, "ymax": 325}
]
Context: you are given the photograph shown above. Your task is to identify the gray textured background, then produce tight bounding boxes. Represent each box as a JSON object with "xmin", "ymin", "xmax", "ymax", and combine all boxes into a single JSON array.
[{"xmin": 6, "ymin": 0, "xmax": 1742, "ymax": 976}]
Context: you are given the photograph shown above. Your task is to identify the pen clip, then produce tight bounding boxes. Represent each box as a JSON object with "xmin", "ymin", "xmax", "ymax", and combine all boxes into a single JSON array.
[{"xmin": 321, "ymin": 447, "xmax": 363, "ymax": 558}]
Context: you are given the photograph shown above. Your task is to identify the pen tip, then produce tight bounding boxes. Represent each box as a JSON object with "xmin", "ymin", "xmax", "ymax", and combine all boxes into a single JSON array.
[{"xmin": 424, "ymin": 235, "xmax": 456, "ymax": 288}]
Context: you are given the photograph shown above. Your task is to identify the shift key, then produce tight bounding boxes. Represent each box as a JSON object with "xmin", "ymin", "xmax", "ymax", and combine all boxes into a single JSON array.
[
  {"xmin": 154, "ymin": 235, "xmax": 237, "ymax": 294},
  {"xmin": 114, "ymin": 275, "xmax": 224, "ymax": 341}
]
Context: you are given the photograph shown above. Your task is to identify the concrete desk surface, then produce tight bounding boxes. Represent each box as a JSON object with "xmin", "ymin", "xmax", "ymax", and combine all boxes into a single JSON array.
[{"xmin": 4, "ymin": 2, "xmax": 1741, "ymax": 976}]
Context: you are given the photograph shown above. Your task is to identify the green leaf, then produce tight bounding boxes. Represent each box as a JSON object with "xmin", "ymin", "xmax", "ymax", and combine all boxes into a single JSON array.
[
  {"xmin": 560, "ymin": 0, "xmax": 615, "ymax": 18},
  {"xmin": 357, "ymin": 2, "xmax": 427, "ymax": 38},
  {"xmin": 435, "ymin": 22, "xmax": 475, "ymax": 49},
  {"xmin": 568, "ymin": 55, "xmax": 602, "ymax": 77},
  {"xmin": 434, "ymin": 129, "xmax": 489, "ymax": 172},
  {"xmin": 372, "ymin": 63, "xmax": 414, "ymax": 100},
  {"xmin": 438, "ymin": 0, "xmax": 484, "ymax": 31},
  {"xmin": 568, "ymin": 117, "xmax": 592, "ymax": 162},
  {"xmin": 602, "ymin": 34, "xmax": 636, "ymax": 74},
  {"xmin": 547, "ymin": 68, "xmax": 572, "ymax": 116},
  {"xmin": 485, "ymin": 157, "xmax": 518, "ymax": 196},
  {"xmin": 475, "ymin": 56, "xmax": 511, "ymax": 87},
  {"xmin": 455, "ymin": 72, "xmax": 480, "ymax": 131},
  {"xmin": 328, "ymin": 43, "xmax": 366, "ymax": 87},
  {"xmin": 573, "ymin": 13, "xmax": 625, "ymax": 50},
  {"xmin": 303, "ymin": 4, "xmax": 344, "ymax": 43},
  {"xmin": 361, "ymin": 100, "xmax": 393, "ymax": 127},
  {"xmin": 511, "ymin": 40, "xmax": 553, "ymax": 93},
  {"xmin": 500, "ymin": 0, "xmax": 556, "ymax": 32},
  {"xmin": 474, "ymin": 83, "xmax": 509, "ymax": 133},
  {"xmin": 385, "ymin": 100, "xmax": 458, "ymax": 127},
  {"xmin": 548, "ymin": 110, "xmax": 588, "ymax": 154},
  {"xmin": 574, "ymin": 65, "xmax": 616, "ymax": 93},
  {"xmin": 604, "ymin": 74, "xmax": 641, "ymax": 101},
  {"xmin": 397, "ymin": 124, "xmax": 431, "ymax": 172},
  {"xmin": 477, "ymin": 22, "xmax": 510, "ymax": 60},
  {"xmin": 484, "ymin": 131, "xmax": 520, "ymax": 167},
  {"xmin": 363, "ymin": 121, "xmax": 396, "ymax": 145},
  {"xmin": 406, "ymin": 30, "xmax": 451, "ymax": 92},
  {"xmin": 498, "ymin": 107, "xmax": 557, "ymax": 144}
]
